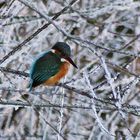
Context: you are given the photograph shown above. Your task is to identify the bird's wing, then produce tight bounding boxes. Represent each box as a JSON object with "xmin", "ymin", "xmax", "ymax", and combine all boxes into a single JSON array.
[{"xmin": 30, "ymin": 51, "xmax": 61, "ymax": 88}]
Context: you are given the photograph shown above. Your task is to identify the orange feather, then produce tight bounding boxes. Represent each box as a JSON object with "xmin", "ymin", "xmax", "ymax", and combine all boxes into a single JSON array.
[{"xmin": 45, "ymin": 61, "xmax": 70, "ymax": 85}]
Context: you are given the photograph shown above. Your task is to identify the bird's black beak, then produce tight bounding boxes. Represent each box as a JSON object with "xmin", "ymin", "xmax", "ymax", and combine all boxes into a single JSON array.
[{"xmin": 66, "ymin": 57, "xmax": 78, "ymax": 69}]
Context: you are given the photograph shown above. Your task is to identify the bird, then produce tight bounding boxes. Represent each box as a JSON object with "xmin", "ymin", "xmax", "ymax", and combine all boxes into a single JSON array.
[{"xmin": 29, "ymin": 42, "xmax": 77, "ymax": 91}]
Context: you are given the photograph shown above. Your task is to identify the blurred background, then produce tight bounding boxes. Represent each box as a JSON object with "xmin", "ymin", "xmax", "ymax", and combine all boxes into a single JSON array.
[{"xmin": 0, "ymin": 0, "xmax": 140, "ymax": 140}]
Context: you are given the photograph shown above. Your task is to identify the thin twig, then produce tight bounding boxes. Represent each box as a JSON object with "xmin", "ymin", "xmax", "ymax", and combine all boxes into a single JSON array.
[
  {"xmin": 0, "ymin": 0, "xmax": 78, "ymax": 65},
  {"xmin": 0, "ymin": 66, "xmax": 29, "ymax": 77},
  {"xmin": 19, "ymin": 92, "xmax": 67, "ymax": 140}
]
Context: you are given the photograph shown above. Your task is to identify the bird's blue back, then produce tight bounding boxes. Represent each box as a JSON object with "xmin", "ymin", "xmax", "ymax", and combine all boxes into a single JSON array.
[{"xmin": 29, "ymin": 51, "xmax": 61, "ymax": 90}]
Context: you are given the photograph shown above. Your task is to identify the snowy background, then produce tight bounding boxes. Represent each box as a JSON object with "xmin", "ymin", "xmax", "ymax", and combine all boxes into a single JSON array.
[{"xmin": 1, "ymin": 0, "xmax": 140, "ymax": 140}]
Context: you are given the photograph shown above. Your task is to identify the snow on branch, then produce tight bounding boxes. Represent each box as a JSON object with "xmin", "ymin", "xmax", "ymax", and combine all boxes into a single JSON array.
[{"xmin": 1, "ymin": 0, "xmax": 140, "ymax": 139}]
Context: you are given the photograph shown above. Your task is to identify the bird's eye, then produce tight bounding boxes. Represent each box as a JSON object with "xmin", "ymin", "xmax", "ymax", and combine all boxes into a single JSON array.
[{"xmin": 54, "ymin": 50, "xmax": 61, "ymax": 55}]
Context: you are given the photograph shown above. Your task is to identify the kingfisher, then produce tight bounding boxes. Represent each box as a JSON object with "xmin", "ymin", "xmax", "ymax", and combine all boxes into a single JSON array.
[{"xmin": 29, "ymin": 42, "xmax": 77, "ymax": 91}]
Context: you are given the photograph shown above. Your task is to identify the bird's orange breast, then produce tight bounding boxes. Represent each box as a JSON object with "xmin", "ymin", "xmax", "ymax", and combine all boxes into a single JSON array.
[{"xmin": 45, "ymin": 61, "xmax": 70, "ymax": 85}]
